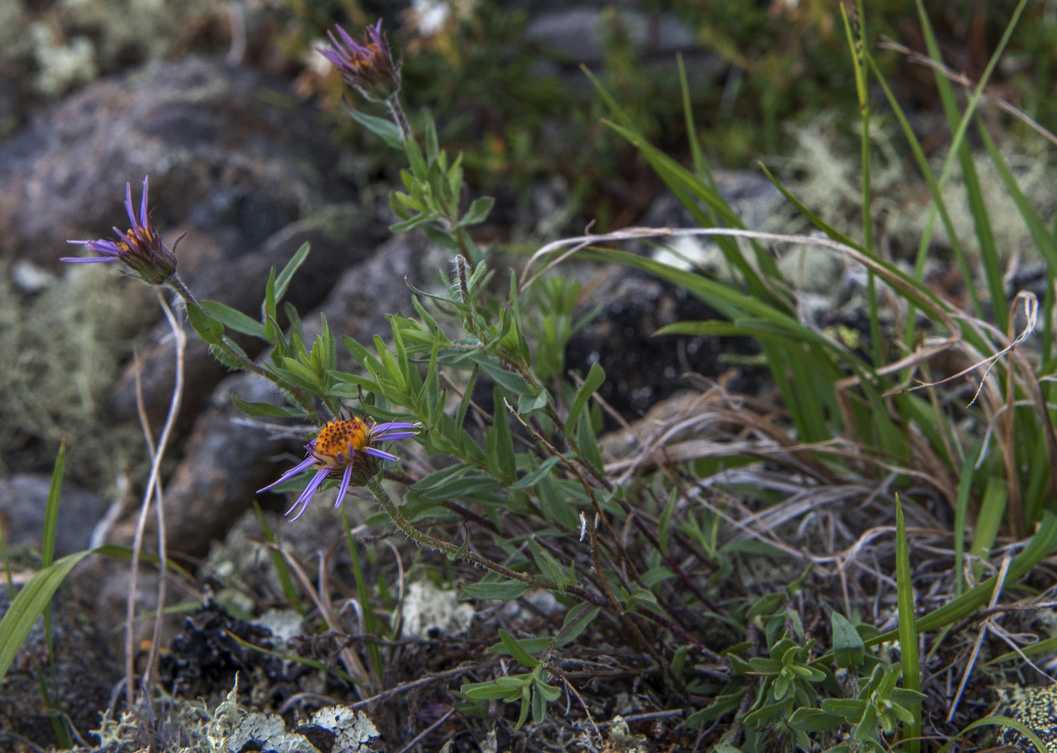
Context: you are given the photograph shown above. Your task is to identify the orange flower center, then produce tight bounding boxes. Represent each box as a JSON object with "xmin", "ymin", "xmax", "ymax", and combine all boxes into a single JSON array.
[{"xmin": 314, "ymin": 418, "xmax": 370, "ymax": 462}]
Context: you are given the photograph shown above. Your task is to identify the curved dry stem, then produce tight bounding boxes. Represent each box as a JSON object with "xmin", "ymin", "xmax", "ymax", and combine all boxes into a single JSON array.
[{"xmin": 126, "ymin": 288, "xmax": 184, "ymax": 708}]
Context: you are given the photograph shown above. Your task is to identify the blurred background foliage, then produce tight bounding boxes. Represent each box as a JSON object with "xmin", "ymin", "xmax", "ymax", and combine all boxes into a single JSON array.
[
  {"xmin": 5, "ymin": 0, "xmax": 1057, "ymax": 223},
  {"xmin": 287, "ymin": 0, "xmax": 1057, "ymax": 227}
]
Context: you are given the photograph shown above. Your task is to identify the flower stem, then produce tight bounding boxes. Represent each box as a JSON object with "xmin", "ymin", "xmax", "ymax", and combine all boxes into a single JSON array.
[
  {"xmin": 365, "ymin": 475, "xmax": 554, "ymax": 591},
  {"xmin": 166, "ymin": 275, "xmax": 317, "ymax": 414},
  {"xmin": 387, "ymin": 97, "xmax": 413, "ymax": 143}
]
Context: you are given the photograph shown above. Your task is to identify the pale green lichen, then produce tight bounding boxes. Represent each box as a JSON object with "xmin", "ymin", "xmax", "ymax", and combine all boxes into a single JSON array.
[
  {"xmin": 29, "ymin": 22, "xmax": 98, "ymax": 97},
  {"xmin": 773, "ymin": 114, "xmax": 1057, "ymax": 266},
  {"xmin": 5, "ymin": 0, "xmax": 221, "ymax": 99},
  {"xmin": 998, "ymin": 685, "xmax": 1057, "ymax": 753},
  {"xmin": 89, "ymin": 678, "xmax": 380, "ymax": 753},
  {"xmin": 0, "ymin": 261, "xmax": 155, "ymax": 488},
  {"xmin": 398, "ymin": 579, "xmax": 475, "ymax": 639}
]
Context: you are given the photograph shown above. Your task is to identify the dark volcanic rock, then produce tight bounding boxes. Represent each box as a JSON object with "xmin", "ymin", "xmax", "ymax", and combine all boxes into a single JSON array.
[
  {"xmin": 565, "ymin": 268, "xmax": 759, "ymax": 423},
  {"xmin": 0, "ymin": 55, "xmax": 350, "ymax": 268}
]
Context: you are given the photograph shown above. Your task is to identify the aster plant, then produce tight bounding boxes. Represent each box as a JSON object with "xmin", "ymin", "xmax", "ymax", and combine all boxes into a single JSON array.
[
  {"xmin": 319, "ymin": 19, "xmax": 411, "ymax": 141},
  {"xmin": 258, "ymin": 413, "xmax": 420, "ymax": 520},
  {"xmin": 29, "ymin": 6, "xmax": 1057, "ymax": 748},
  {"xmin": 63, "ymin": 176, "xmax": 181, "ymax": 287},
  {"xmin": 54, "ymin": 14, "xmax": 683, "ymax": 737}
]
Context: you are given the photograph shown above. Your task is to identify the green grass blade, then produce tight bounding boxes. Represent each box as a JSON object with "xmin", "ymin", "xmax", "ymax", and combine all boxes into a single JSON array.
[
  {"xmin": 977, "ymin": 121, "xmax": 1057, "ymax": 269},
  {"xmin": 252, "ymin": 503, "xmax": 302, "ymax": 611},
  {"xmin": 936, "ymin": 715, "xmax": 1046, "ymax": 753},
  {"xmin": 758, "ymin": 165, "xmax": 863, "ymax": 251},
  {"xmin": 38, "ymin": 441, "xmax": 68, "ymax": 743},
  {"xmin": 343, "ymin": 509, "xmax": 384, "ymax": 682},
  {"xmin": 912, "ymin": 0, "xmax": 1029, "ymax": 334},
  {"xmin": 0, "ymin": 549, "xmax": 97, "ymax": 683},
  {"xmin": 864, "ymin": 50, "xmax": 980, "ymax": 320},
  {"xmin": 41, "ymin": 441, "xmax": 64, "ymax": 568},
  {"xmin": 970, "ymin": 477, "xmax": 1007, "ymax": 583},
  {"xmin": 677, "ymin": 55, "xmax": 714, "ymax": 188},
  {"xmin": 953, "ymin": 459, "xmax": 975, "ymax": 595},
  {"xmin": 856, "ymin": 510, "xmax": 1057, "ymax": 650},
  {"xmin": 894, "ymin": 497, "xmax": 922, "ymax": 753}
]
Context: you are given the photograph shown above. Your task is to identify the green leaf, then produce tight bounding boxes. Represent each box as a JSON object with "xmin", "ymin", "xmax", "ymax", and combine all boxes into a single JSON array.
[
  {"xmin": 516, "ymin": 684, "xmax": 532, "ymax": 730},
  {"xmin": 657, "ymin": 491, "xmax": 677, "ymax": 557},
  {"xmin": 472, "ymin": 354, "xmax": 535, "ymax": 398},
  {"xmin": 347, "ymin": 106, "xmax": 406, "ymax": 150},
  {"xmin": 528, "ymin": 539, "xmax": 568, "ymax": 586},
  {"xmin": 280, "ymin": 356, "xmax": 321, "ymax": 387},
  {"xmin": 535, "ymin": 475, "xmax": 583, "ymax": 530},
  {"xmin": 575, "ymin": 412, "xmax": 604, "ymax": 475},
  {"xmin": 185, "ymin": 300, "xmax": 224, "ymax": 345},
  {"xmin": 889, "ymin": 688, "xmax": 927, "ymax": 707},
  {"xmin": 961, "ymin": 715, "xmax": 1047, "ymax": 753},
  {"xmin": 0, "ymin": 548, "xmax": 101, "ymax": 682},
  {"xmin": 746, "ymin": 592, "xmax": 784, "ymax": 619},
  {"xmin": 563, "ymin": 362, "xmax": 605, "ymax": 436},
  {"xmin": 455, "ymin": 196, "xmax": 495, "ymax": 228},
  {"xmin": 410, "ymin": 471, "xmax": 501, "ymax": 502},
  {"xmin": 263, "ymin": 269, "xmax": 278, "ymax": 326},
  {"xmin": 230, "ymin": 395, "xmax": 305, "ymax": 419},
  {"xmin": 849, "ymin": 512, "xmax": 1057, "ymax": 655},
  {"xmin": 485, "ymin": 389, "xmax": 516, "ymax": 484},
  {"xmin": 508, "ymin": 457, "xmax": 561, "ymax": 490},
  {"xmin": 788, "ymin": 708, "xmax": 843, "ymax": 733},
  {"xmin": 491, "ymin": 636, "xmax": 551, "ymax": 658},
  {"xmin": 894, "ymin": 496, "xmax": 922, "ymax": 752},
  {"xmin": 556, "ymin": 604, "xmax": 600, "ymax": 648},
  {"xmin": 461, "ymin": 679, "xmax": 523, "ymax": 701},
  {"xmin": 274, "ymin": 242, "xmax": 310, "ymax": 304},
  {"xmin": 820, "ymin": 698, "xmax": 868, "ymax": 720},
  {"xmin": 533, "ymin": 676, "xmax": 562, "ymax": 703},
  {"xmin": 461, "ymin": 580, "xmax": 531, "ymax": 600},
  {"xmin": 531, "ymin": 680, "xmax": 547, "ymax": 724},
  {"xmin": 390, "ymin": 213, "xmax": 434, "ymax": 234},
  {"xmin": 41, "ymin": 441, "xmax": 65, "ymax": 567},
  {"xmin": 831, "ymin": 612, "xmax": 866, "ymax": 668},
  {"xmin": 198, "ymin": 300, "xmax": 267, "ymax": 339},
  {"xmin": 971, "ymin": 476, "xmax": 1006, "ymax": 582},
  {"xmin": 497, "ymin": 629, "xmax": 541, "ymax": 669},
  {"xmin": 685, "ymin": 692, "xmax": 745, "ymax": 727}
]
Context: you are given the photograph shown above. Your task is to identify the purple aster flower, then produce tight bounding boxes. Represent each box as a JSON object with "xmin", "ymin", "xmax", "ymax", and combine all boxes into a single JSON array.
[
  {"xmin": 63, "ymin": 176, "xmax": 181, "ymax": 286},
  {"xmin": 259, "ymin": 412, "xmax": 421, "ymax": 521},
  {"xmin": 319, "ymin": 20, "xmax": 403, "ymax": 102}
]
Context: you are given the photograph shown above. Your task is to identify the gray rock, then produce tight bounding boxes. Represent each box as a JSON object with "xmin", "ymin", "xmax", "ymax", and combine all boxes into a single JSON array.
[
  {"xmin": 0, "ymin": 55, "xmax": 351, "ymax": 268},
  {"xmin": 524, "ymin": 6, "xmax": 700, "ymax": 66},
  {"xmin": 0, "ymin": 473, "xmax": 107, "ymax": 556}
]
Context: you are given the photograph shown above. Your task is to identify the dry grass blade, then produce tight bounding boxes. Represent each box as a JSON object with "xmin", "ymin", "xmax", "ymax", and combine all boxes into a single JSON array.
[{"xmin": 265, "ymin": 541, "xmax": 373, "ymax": 692}]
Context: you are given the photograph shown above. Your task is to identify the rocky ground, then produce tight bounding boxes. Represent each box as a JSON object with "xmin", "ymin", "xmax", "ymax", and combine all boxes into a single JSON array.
[{"xmin": 3, "ymin": 4, "xmax": 1056, "ymax": 753}]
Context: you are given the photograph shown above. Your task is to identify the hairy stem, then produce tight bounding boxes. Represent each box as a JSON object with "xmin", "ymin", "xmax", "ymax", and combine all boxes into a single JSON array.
[{"xmin": 365, "ymin": 475, "xmax": 558, "ymax": 592}]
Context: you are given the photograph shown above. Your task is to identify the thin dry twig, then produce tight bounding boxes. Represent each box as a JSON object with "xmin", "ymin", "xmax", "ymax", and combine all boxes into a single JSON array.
[
  {"xmin": 879, "ymin": 37, "xmax": 1057, "ymax": 149},
  {"xmin": 125, "ymin": 288, "xmax": 184, "ymax": 708},
  {"xmin": 947, "ymin": 554, "xmax": 1011, "ymax": 723},
  {"xmin": 394, "ymin": 706, "xmax": 455, "ymax": 753}
]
